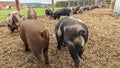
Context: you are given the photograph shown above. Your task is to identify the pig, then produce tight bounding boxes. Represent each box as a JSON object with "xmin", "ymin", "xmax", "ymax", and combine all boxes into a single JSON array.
[
  {"xmin": 78, "ymin": 7, "xmax": 84, "ymax": 14},
  {"xmin": 5, "ymin": 11, "xmax": 26, "ymax": 33},
  {"xmin": 19, "ymin": 19, "xmax": 49, "ymax": 68},
  {"xmin": 55, "ymin": 17, "xmax": 89, "ymax": 68},
  {"xmin": 94, "ymin": 5, "xmax": 99, "ymax": 8},
  {"xmin": 83, "ymin": 6, "xmax": 89, "ymax": 11},
  {"xmin": 28, "ymin": 8, "xmax": 37, "ymax": 19},
  {"xmin": 72, "ymin": 7, "xmax": 75, "ymax": 11},
  {"xmin": 53, "ymin": 8, "xmax": 71, "ymax": 19},
  {"xmin": 20, "ymin": 8, "xmax": 49, "ymax": 68},
  {"xmin": 72, "ymin": 5, "xmax": 81, "ymax": 14},
  {"xmin": 89, "ymin": 5, "xmax": 99, "ymax": 10},
  {"xmin": 89, "ymin": 6, "xmax": 93, "ymax": 10},
  {"xmin": 45, "ymin": 8, "xmax": 54, "ymax": 18}
]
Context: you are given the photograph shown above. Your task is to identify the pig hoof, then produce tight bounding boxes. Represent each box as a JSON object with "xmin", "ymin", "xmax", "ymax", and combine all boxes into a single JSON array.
[
  {"xmin": 57, "ymin": 48, "xmax": 61, "ymax": 50},
  {"xmin": 45, "ymin": 61, "xmax": 49, "ymax": 65},
  {"xmin": 25, "ymin": 48, "xmax": 30, "ymax": 52},
  {"xmin": 57, "ymin": 45, "xmax": 61, "ymax": 50}
]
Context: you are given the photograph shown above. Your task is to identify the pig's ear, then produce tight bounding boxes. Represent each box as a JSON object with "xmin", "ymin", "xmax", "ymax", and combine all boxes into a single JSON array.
[{"xmin": 79, "ymin": 30, "xmax": 85, "ymax": 35}]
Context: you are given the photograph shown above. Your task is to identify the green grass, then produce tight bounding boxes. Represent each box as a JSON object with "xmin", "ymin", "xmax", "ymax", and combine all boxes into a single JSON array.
[{"xmin": 0, "ymin": 7, "xmax": 61, "ymax": 22}]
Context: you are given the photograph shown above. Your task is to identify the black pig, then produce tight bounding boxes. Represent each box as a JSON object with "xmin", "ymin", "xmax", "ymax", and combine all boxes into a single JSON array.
[
  {"xmin": 55, "ymin": 17, "xmax": 89, "ymax": 68},
  {"xmin": 53, "ymin": 8, "xmax": 71, "ymax": 19},
  {"xmin": 45, "ymin": 8, "xmax": 53, "ymax": 17},
  {"xmin": 73, "ymin": 6, "xmax": 81, "ymax": 14}
]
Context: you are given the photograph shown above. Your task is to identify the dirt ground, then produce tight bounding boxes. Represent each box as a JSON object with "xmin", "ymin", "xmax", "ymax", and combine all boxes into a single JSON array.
[{"xmin": 0, "ymin": 8, "xmax": 120, "ymax": 68}]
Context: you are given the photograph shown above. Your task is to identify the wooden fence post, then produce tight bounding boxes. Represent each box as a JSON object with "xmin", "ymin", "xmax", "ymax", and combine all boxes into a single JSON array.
[
  {"xmin": 68, "ymin": 0, "xmax": 70, "ymax": 8},
  {"xmin": 103, "ymin": 0, "xmax": 106, "ymax": 7},
  {"xmin": 52, "ymin": 0, "xmax": 54, "ymax": 12},
  {"xmin": 110, "ymin": 0, "xmax": 115, "ymax": 9},
  {"xmin": 15, "ymin": 0, "xmax": 20, "ymax": 11},
  {"xmin": 78, "ymin": 0, "xmax": 80, "ymax": 6}
]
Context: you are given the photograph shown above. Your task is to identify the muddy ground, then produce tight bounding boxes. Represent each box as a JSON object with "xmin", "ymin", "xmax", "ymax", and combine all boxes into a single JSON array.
[{"xmin": 0, "ymin": 9, "xmax": 120, "ymax": 68}]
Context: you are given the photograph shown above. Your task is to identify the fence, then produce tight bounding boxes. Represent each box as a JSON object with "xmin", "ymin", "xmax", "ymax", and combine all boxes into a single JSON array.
[{"xmin": 114, "ymin": 0, "xmax": 120, "ymax": 16}]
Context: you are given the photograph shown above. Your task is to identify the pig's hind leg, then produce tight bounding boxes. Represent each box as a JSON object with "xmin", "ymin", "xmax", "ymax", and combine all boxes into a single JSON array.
[
  {"xmin": 33, "ymin": 49, "xmax": 46, "ymax": 68},
  {"xmin": 20, "ymin": 30, "xmax": 30, "ymax": 51},
  {"xmin": 67, "ymin": 44, "xmax": 80, "ymax": 68},
  {"xmin": 43, "ymin": 47, "xmax": 49, "ymax": 65}
]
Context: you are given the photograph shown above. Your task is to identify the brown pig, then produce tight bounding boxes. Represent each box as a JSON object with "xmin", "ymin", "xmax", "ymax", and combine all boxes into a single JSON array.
[
  {"xmin": 28, "ymin": 8, "xmax": 37, "ymax": 19},
  {"xmin": 19, "ymin": 19, "xmax": 49, "ymax": 68}
]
